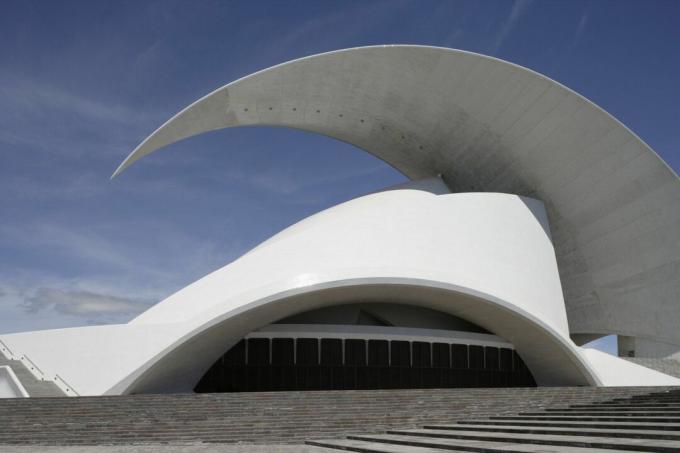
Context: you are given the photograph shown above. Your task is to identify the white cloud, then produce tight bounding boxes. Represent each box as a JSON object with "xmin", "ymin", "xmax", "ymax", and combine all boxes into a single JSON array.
[
  {"xmin": 571, "ymin": 12, "xmax": 589, "ymax": 48},
  {"xmin": 0, "ymin": 74, "xmax": 157, "ymax": 126},
  {"xmin": 490, "ymin": 0, "xmax": 534, "ymax": 54},
  {"xmin": 0, "ymin": 223, "xmax": 139, "ymax": 274},
  {"xmin": 23, "ymin": 287, "xmax": 151, "ymax": 318}
]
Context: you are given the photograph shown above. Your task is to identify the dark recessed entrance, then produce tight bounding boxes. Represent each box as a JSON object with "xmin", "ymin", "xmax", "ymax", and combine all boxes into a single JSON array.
[{"xmin": 194, "ymin": 337, "xmax": 536, "ymax": 393}]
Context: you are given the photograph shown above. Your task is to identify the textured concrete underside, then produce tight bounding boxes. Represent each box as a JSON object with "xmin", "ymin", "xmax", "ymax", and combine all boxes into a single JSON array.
[{"xmin": 115, "ymin": 45, "xmax": 680, "ymax": 349}]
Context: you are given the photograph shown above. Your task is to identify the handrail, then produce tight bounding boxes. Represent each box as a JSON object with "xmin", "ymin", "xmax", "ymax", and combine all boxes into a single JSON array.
[
  {"xmin": 0, "ymin": 339, "xmax": 14, "ymax": 359},
  {"xmin": 54, "ymin": 374, "xmax": 80, "ymax": 396},
  {"xmin": 20, "ymin": 355, "xmax": 45, "ymax": 379}
]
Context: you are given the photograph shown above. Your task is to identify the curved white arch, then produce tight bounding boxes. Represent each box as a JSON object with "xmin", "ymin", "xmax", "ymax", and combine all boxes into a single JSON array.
[
  {"xmin": 110, "ymin": 278, "xmax": 599, "ymax": 395},
  {"xmin": 110, "ymin": 189, "xmax": 596, "ymax": 392},
  {"xmin": 110, "ymin": 188, "xmax": 598, "ymax": 393},
  {"xmin": 113, "ymin": 45, "xmax": 680, "ymax": 349}
]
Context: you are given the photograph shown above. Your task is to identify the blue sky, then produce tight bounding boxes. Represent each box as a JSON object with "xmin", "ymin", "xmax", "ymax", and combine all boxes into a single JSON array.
[{"xmin": 1, "ymin": 1, "xmax": 678, "ymax": 356}]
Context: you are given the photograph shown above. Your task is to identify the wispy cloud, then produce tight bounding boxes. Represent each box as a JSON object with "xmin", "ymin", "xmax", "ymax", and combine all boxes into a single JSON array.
[
  {"xmin": 571, "ymin": 12, "xmax": 589, "ymax": 48},
  {"xmin": 0, "ymin": 73, "xmax": 162, "ymax": 164},
  {"xmin": 489, "ymin": 0, "xmax": 534, "ymax": 54},
  {"xmin": 249, "ymin": 0, "xmax": 412, "ymax": 67},
  {"xmin": 0, "ymin": 74, "xmax": 157, "ymax": 126},
  {"xmin": 23, "ymin": 287, "xmax": 152, "ymax": 320},
  {"xmin": 0, "ymin": 173, "xmax": 104, "ymax": 201},
  {"xmin": 0, "ymin": 223, "xmax": 139, "ymax": 274},
  {"xmin": 443, "ymin": 28, "xmax": 465, "ymax": 48}
]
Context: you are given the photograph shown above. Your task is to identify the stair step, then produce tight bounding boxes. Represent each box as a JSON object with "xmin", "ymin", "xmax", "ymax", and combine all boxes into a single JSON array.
[
  {"xmin": 384, "ymin": 428, "xmax": 680, "ymax": 452},
  {"xmin": 308, "ymin": 438, "xmax": 454, "ymax": 452},
  {"xmin": 565, "ymin": 404, "xmax": 680, "ymax": 410},
  {"xmin": 522, "ymin": 410, "xmax": 680, "ymax": 416},
  {"xmin": 423, "ymin": 423, "xmax": 680, "ymax": 440},
  {"xmin": 492, "ymin": 415, "xmax": 680, "ymax": 422},
  {"xmin": 1, "ymin": 387, "xmax": 679, "ymax": 446},
  {"xmin": 0, "ymin": 359, "xmax": 64, "ymax": 397},
  {"xmin": 456, "ymin": 419, "xmax": 680, "ymax": 431},
  {"xmin": 343, "ymin": 434, "xmax": 646, "ymax": 452},
  {"xmin": 555, "ymin": 407, "xmax": 680, "ymax": 411}
]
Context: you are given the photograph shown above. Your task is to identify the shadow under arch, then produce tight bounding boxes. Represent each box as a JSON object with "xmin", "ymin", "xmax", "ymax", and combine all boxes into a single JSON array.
[{"xmin": 107, "ymin": 278, "xmax": 601, "ymax": 395}]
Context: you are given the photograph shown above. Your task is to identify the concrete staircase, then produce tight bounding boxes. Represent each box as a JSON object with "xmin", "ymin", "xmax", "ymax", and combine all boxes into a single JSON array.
[
  {"xmin": 311, "ymin": 388, "xmax": 680, "ymax": 452},
  {"xmin": 0, "ymin": 387, "xmax": 677, "ymax": 447},
  {"xmin": 0, "ymin": 354, "xmax": 64, "ymax": 397}
]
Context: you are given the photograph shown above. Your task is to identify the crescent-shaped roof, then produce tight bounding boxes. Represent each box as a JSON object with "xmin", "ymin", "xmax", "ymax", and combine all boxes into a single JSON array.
[{"xmin": 114, "ymin": 45, "xmax": 680, "ymax": 348}]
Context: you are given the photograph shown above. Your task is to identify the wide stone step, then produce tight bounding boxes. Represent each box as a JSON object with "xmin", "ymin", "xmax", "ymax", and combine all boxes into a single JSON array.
[
  {"xmin": 522, "ymin": 410, "xmax": 680, "ymax": 416},
  {"xmin": 572, "ymin": 404, "xmax": 680, "ymax": 408},
  {"xmin": 309, "ymin": 438, "xmax": 453, "ymax": 452},
  {"xmin": 340, "ymin": 433, "xmax": 649, "ymax": 452},
  {"xmin": 1, "ymin": 387, "xmax": 678, "ymax": 446},
  {"xmin": 308, "ymin": 436, "xmax": 641, "ymax": 452},
  {"xmin": 384, "ymin": 428, "xmax": 680, "ymax": 452},
  {"xmin": 491, "ymin": 415, "xmax": 680, "ymax": 422},
  {"xmin": 550, "ymin": 407, "xmax": 680, "ymax": 412},
  {"xmin": 455, "ymin": 419, "xmax": 680, "ymax": 431},
  {"xmin": 423, "ymin": 423, "xmax": 680, "ymax": 440}
]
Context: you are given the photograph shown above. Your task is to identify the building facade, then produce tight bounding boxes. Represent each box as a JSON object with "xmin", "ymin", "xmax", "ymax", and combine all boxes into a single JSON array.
[{"xmin": 1, "ymin": 46, "xmax": 679, "ymax": 396}]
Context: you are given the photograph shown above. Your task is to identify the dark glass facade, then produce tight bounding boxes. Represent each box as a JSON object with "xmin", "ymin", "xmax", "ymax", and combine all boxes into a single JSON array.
[{"xmin": 195, "ymin": 337, "xmax": 536, "ymax": 392}]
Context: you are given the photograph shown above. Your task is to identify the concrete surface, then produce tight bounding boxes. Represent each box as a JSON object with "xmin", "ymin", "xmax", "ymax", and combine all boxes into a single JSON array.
[
  {"xmin": 114, "ymin": 45, "xmax": 680, "ymax": 354},
  {"xmin": 0, "ymin": 352, "xmax": 63, "ymax": 397},
  {"xmin": 0, "ymin": 387, "xmax": 669, "ymax": 446},
  {"xmin": 1, "ymin": 447, "xmax": 332, "ymax": 453}
]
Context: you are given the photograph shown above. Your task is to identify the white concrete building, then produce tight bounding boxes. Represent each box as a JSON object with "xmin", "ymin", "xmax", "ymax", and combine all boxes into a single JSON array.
[{"xmin": 2, "ymin": 46, "xmax": 679, "ymax": 397}]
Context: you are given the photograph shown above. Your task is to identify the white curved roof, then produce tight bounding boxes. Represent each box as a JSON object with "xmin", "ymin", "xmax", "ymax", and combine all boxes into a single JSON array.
[
  {"xmin": 4, "ymin": 188, "xmax": 680, "ymax": 394},
  {"xmin": 115, "ymin": 45, "xmax": 680, "ymax": 347}
]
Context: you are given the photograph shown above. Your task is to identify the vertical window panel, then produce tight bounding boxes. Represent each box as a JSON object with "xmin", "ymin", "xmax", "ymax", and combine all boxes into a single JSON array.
[
  {"xmin": 345, "ymin": 339, "xmax": 366, "ymax": 366},
  {"xmin": 484, "ymin": 347, "xmax": 499, "ymax": 370},
  {"xmin": 390, "ymin": 341, "xmax": 410, "ymax": 367},
  {"xmin": 296, "ymin": 338, "xmax": 319, "ymax": 366},
  {"xmin": 368, "ymin": 340, "xmax": 389, "ymax": 366},
  {"xmin": 432, "ymin": 343, "xmax": 450, "ymax": 368},
  {"xmin": 500, "ymin": 348, "xmax": 512, "ymax": 371},
  {"xmin": 271, "ymin": 338, "xmax": 294, "ymax": 365},
  {"xmin": 321, "ymin": 338, "xmax": 343, "ymax": 366},
  {"xmin": 451, "ymin": 344, "xmax": 468, "ymax": 369},
  {"xmin": 469, "ymin": 345, "xmax": 484, "ymax": 370},
  {"xmin": 412, "ymin": 342, "xmax": 431, "ymax": 368},
  {"xmin": 247, "ymin": 338, "xmax": 270, "ymax": 365}
]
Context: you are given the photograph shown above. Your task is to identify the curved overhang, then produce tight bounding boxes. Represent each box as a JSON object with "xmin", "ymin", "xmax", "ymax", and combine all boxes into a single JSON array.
[
  {"xmin": 108, "ymin": 190, "xmax": 595, "ymax": 392},
  {"xmin": 108, "ymin": 279, "xmax": 600, "ymax": 395},
  {"xmin": 114, "ymin": 45, "xmax": 680, "ymax": 349}
]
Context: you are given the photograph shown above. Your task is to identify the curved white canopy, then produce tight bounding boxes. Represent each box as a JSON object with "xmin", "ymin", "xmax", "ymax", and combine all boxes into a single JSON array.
[{"xmin": 115, "ymin": 45, "xmax": 680, "ymax": 348}]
